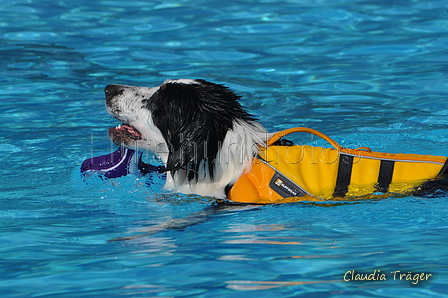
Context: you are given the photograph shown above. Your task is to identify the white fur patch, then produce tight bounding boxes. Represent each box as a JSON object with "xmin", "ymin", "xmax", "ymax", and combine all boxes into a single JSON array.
[
  {"xmin": 163, "ymin": 79, "xmax": 200, "ymax": 85},
  {"xmin": 163, "ymin": 120, "xmax": 269, "ymax": 199}
]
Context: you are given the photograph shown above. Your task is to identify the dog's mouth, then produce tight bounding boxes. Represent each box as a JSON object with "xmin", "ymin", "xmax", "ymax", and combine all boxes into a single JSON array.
[{"xmin": 108, "ymin": 124, "xmax": 142, "ymax": 146}]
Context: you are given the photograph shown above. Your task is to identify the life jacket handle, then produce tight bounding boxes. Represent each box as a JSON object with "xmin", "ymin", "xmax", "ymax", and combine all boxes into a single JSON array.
[
  {"xmin": 355, "ymin": 146, "xmax": 372, "ymax": 152},
  {"xmin": 267, "ymin": 127, "xmax": 344, "ymax": 151},
  {"xmin": 267, "ymin": 127, "xmax": 446, "ymax": 164}
]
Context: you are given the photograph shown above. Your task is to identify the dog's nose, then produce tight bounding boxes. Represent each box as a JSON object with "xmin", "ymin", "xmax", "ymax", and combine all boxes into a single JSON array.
[{"xmin": 105, "ymin": 85, "xmax": 124, "ymax": 103}]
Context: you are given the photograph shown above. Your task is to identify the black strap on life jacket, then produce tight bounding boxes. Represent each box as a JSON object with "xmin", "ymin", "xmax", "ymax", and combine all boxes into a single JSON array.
[
  {"xmin": 375, "ymin": 160, "xmax": 395, "ymax": 192},
  {"xmin": 333, "ymin": 154, "xmax": 354, "ymax": 197}
]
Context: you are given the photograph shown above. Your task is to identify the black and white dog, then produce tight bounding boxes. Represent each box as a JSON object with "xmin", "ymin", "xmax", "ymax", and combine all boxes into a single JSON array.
[{"xmin": 105, "ymin": 79, "xmax": 269, "ymax": 199}]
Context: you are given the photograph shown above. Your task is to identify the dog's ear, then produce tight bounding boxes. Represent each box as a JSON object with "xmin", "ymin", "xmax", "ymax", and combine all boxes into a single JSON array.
[{"xmin": 148, "ymin": 80, "xmax": 254, "ymax": 181}]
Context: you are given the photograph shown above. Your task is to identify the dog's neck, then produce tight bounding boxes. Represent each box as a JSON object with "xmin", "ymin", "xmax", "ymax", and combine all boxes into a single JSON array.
[{"xmin": 162, "ymin": 121, "xmax": 270, "ymax": 199}]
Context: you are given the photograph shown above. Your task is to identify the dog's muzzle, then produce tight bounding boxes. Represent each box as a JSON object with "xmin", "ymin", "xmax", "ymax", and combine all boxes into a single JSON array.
[{"xmin": 104, "ymin": 85, "xmax": 143, "ymax": 146}]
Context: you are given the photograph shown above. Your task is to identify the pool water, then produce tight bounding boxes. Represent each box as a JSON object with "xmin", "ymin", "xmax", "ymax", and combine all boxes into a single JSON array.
[{"xmin": 1, "ymin": 0, "xmax": 448, "ymax": 296}]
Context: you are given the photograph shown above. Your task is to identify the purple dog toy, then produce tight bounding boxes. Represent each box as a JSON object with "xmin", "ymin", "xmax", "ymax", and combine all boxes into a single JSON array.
[
  {"xmin": 81, "ymin": 144, "xmax": 166, "ymax": 180},
  {"xmin": 81, "ymin": 148, "xmax": 141, "ymax": 179}
]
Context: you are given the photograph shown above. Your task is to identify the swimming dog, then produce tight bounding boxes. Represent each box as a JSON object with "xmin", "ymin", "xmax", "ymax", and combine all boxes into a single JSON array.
[
  {"xmin": 105, "ymin": 79, "xmax": 269, "ymax": 199},
  {"xmin": 83, "ymin": 78, "xmax": 448, "ymax": 204}
]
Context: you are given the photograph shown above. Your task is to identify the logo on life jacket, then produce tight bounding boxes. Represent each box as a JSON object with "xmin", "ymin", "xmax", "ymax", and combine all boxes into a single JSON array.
[{"xmin": 270, "ymin": 172, "xmax": 306, "ymax": 198}]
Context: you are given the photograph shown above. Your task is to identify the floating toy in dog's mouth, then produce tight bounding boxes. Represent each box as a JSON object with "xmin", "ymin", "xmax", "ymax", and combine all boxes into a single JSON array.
[
  {"xmin": 81, "ymin": 147, "xmax": 140, "ymax": 179},
  {"xmin": 81, "ymin": 146, "xmax": 166, "ymax": 179}
]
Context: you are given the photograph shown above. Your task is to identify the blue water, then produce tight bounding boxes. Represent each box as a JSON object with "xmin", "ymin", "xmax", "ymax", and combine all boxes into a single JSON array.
[{"xmin": 1, "ymin": 0, "xmax": 448, "ymax": 296}]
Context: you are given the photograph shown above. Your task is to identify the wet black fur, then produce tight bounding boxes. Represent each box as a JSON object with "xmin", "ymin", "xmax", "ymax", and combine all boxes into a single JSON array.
[{"xmin": 146, "ymin": 79, "xmax": 257, "ymax": 181}]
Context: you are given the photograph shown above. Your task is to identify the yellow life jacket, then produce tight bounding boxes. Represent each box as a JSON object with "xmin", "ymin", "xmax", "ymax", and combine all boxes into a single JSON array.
[{"xmin": 227, "ymin": 127, "xmax": 448, "ymax": 204}]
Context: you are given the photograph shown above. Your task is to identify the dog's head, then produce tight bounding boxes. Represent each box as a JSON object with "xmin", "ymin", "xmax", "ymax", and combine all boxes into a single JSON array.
[{"xmin": 105, "ymin": 79, "xmax": 261, "ymax": 180}]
